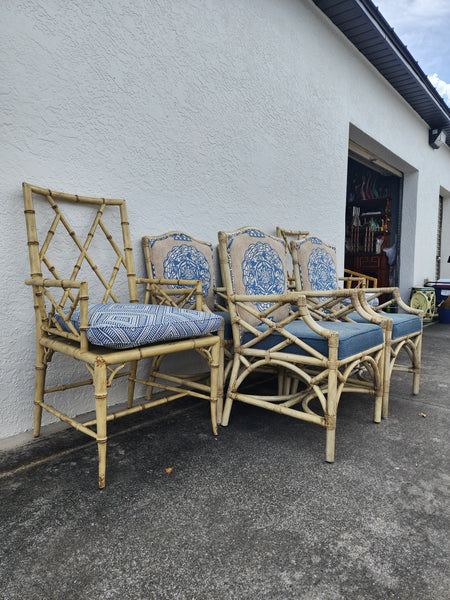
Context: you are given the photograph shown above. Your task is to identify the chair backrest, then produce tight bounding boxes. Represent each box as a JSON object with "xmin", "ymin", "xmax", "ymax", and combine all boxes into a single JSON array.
[
  {"xmin": 276, "ymin": 227, "xmax": 310, "ymax": 289},
  {"xmin": 276, "ymin": 227, "xmax": 310, "ymax": 246},
  {"xmin": 290, "ymin": 236, "xmax": 339, "ymax": 292},
  {"xmin": 142, "ymin": 232, "xmax": 216, "ymax": 311},
  {"xmin": 23, "ymin": 183, "xmax": 138, "ymax": 335},
  {"xmin": 218, "ymin": 227, "xmax": 289, "ymax": 326}
]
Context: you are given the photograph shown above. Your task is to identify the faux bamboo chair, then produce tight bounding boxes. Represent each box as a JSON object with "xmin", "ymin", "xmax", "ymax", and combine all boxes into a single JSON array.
[
  {"xmin": 276, "ymin": 227, "xmax": 377, "ymax": 289},
  {"xmin": 218, "ymin": 227, "xmax": 388, "ymax": 462},
  {"xmin": 290, "ymin": 235, "xmax": 423, "ymax": 418},
  {"xmin": 23, "ymin": 183, "xmax": 223, "ymax": 488},
  {"xmin": 142, "ymin": 231, "xmax": 233, "ymax": 421}
]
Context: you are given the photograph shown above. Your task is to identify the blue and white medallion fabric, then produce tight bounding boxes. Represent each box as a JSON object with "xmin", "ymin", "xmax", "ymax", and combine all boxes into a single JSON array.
[
  {"xmin": 163, "ymin": 244, "xmax": 211, "ymax": 301},
  {"xmin": 307, "ymin": 247, "xmax": 338, "ymax": 291},
  {"xmin": 242, "ymin": 242, "xmax": 286, "ymax": 311},
  {"xmin": 144, "ymin": 232, "xmax": 216, "ymax": 310},
  {"xmin": 54, "ymin": 303, "xmax": 223, "ymax": 349},
  {"xmin": 224, "ymin": 227, "xmax": 289, "ymax": 326},
  {"xmin": 294, "ymin": 236, "xmax": 338, "ymax": 291}
]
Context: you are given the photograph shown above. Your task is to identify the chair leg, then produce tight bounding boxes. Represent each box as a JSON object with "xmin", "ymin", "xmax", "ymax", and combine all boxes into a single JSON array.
[
  {"xmin": 382, "ymin": 343, "xmax": 393, "ymax": 419},
  {"xmin": 216, "ymin": 329, "xmax": 225, "ymax": 425},
  {"xmin": 94, "ymin": 359, "xmax": 108, "ymax": 490},
  {"xmin": 33, "ymin": 346, "xmax": 47, "ymax": 437},
  {"xmin": 221, "ymin": 355, "xmax": 241, "ymax": 427},
  {"xmin": 127, "ymin": 360, "xmax": 138, "ymax": 408},
  {"xmin": 325, "ymin": 424, "xmax": 336, "ymax": 463},
  {"xmin": 412, "ymin": 335, "xmax": 422, "ymax": 395},
  {"xmin": 209, "ymin": 340, "xmax": 220, "ymax": 436},
  {"xmin": 325, "ymin": 368, "xmax": 338, "ymax": 463},
  {"xmin": 374, "ymin": 385, "xmax": 383, "ymax": 424},
  {"xmin": 145, "ymin": 356, "xmax": 164, "ymax": 400}
]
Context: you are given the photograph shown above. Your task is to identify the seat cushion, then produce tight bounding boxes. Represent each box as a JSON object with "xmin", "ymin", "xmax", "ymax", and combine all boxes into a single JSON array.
[
  {"xmin": 242, "ymin": 319, "xmax": 383, "ymax": 361},
  {"xmin": 55, "ymin": 303, "xmax": 223, "ymax": 349},
  {"xmin": 349, "ymin": 312, "xmax": 421, "ymax": 339},
  {"xmin": 292, "ymin": 236, "xmax": 339, "ymax": 291},
  {"xmin": 223, "ymin": 228, "xmax": 290, "ymax": 327}
]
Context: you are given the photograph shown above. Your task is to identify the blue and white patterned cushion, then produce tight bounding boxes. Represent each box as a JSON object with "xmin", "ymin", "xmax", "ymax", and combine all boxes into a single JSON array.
[
  {"xmin": 293, "ymin": 237, "xmax": 379, "ymax": 306},
  {"xmin": 163, "ymin": 244, "xmax": 211, "ymax": 300},
  {"xmin": 54, "ymin": 303, "xmax": 223, "ymax": 349},
  {"xmin": 224, "ymin": 228, "xmax": 289, "ymax": 326},
  {"xmin": 242, "ymin": 242, "xmax": 286, "ymax": 312},
  {"xmin": 294, "ymin": 237, "xmax": 339, "ymax": 291},
  {"xmin": 144, "ymin": 232, "xmax": 216, "ymax": 310}
]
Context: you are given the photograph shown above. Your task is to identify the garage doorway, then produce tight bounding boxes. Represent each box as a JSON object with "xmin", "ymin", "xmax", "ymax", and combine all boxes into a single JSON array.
[{"xmin": 345, "ymin": 143, "xmax": 403, "ymax": 288}]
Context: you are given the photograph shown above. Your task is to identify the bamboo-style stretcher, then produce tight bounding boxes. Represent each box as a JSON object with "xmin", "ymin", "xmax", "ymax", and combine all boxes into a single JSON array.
[{"xmin": 23, "ymin": 183, "xmax": 222, "ymax": 488}]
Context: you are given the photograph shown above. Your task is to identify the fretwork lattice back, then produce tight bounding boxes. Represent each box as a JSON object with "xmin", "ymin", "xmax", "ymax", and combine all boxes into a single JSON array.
[{"xmin": 24, "ymin": 184, "xmax": 139, "ymax": 334}]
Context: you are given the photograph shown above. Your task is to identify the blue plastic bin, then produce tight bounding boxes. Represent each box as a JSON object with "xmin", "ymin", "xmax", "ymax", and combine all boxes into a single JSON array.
[
  {"xmin": 439, "ymin": 308, "xmax": 450, "ymax": 324},
  {"xmin": 428, "ymin": 279, "xmax": 450, "ymax": 307}
]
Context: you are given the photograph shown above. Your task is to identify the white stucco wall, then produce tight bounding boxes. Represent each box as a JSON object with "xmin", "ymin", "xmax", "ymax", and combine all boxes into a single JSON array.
[{"xmin": 1, "ymin": 0, "xmax": 450, "ymax": 439}]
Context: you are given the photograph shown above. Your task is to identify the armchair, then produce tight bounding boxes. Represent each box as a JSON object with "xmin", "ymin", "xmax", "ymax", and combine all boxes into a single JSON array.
[
  {"xmin": 22, "ymin": 183, "xmax": 223, "ymax": 488},
  {"xmin": 289, "ymin": 235, "xmax": 423, "ymax": 418},
  {"xmin": 218, "ymin": 227, "xmax": 387, "ymax": 462},
  {"xmin": 142, "ymin": 231, "xmax": 233, "ymax": 420}
]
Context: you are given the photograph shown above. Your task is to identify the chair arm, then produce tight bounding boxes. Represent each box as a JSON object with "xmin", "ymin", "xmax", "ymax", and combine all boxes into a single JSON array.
[
  {"xmin": 359, "ymin": 287, "xmax": 424, "ymax": 318},
  {"xmin": 26, "ymin": 277, "xmax": 90, "ymax": 349},
  {"xmin": 343, "ymin": 269, "xmax": 378, "ymax": 288},
  {"xmin": 339, "ymin": 276, "xmax": 365, "ymax": 289},
  {"xmin": 136, "ymin": 277, "xmax": 205, "ymax": 311},
  {"xmin": 228, "ymin": 291, "xmax": 336, "ymax": 339},
  {"xmin": 296, "ymin": 288, "xmax": 389, "ymax": 328},
  {"xmin": 25, "ymin": 277, "xmax": 84, "ymax": 289}
]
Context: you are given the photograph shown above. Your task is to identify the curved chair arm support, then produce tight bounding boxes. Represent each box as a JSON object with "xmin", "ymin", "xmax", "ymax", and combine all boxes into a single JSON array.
[
  {"xmin": 359, "ymin": 286, "xmax": 424, "ymax": 318},
  {"xmin": 228, "ymin": 292, "xmax": 337, "ymax": 340}
]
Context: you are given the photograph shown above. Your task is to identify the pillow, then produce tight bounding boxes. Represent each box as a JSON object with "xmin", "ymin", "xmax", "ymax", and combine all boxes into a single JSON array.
[
  {"xmin": 293, "ymin": 236, "xmax": 339, "ymax": 291},
  {"xmin": 143, "ymin": 232, "xmax": 215, "ymax": 310},
  {"xmin": 54, "ymin": 303, "xmax": 223, "ymax": 349},
  {"xmin": 223, "ymin": 228, "xmax": 289, "ymax": 326}
]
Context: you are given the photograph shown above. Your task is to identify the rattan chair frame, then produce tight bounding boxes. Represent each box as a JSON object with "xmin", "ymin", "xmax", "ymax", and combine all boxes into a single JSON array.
[
  {"xmin": 357, "ymin": 287, "xmax": 423, "ymax": 416},
  {"xmin": 286, "ymin": 234, "xmax": 423, "ymax": 417},
  {"xmin": 218, "ymin": 228, "xmax": 388, "ymax": 463},
  {"xmin": 142, "ymin": 232, "xmax": 230, "ymax": 421},
  {"xmin": 23, "ymin": 183, "xmax": 221, "ymax": 488},
  {"xmin": 276, "ymin": 227, "xmax": 378, "ymax": 289}
]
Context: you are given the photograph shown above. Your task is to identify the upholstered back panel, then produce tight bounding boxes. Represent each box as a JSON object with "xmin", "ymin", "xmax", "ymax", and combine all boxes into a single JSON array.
[
  {"xmin": 292, "ymin": 236, "xmax": 339, "ymax": 292},
  {"xmin": 221, "ymin": 227, "xmax": 289, "ymax": 326},
  {"xmin": 143, "ymin": 232, "xmax": 216, "ymax": 310}
]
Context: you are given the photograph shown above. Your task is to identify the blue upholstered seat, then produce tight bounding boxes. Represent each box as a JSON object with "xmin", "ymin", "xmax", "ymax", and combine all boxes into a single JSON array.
[
  {"xmin": 349, "ymin": 312, "xmax": 421, "ymax": 340},
  {"xmin": 56, "ymin": 303, "xmax": 223, "ymax": 349},
  {"xmin": 243, "ymin": 320, "xmax": 384, "ymax": 361}
]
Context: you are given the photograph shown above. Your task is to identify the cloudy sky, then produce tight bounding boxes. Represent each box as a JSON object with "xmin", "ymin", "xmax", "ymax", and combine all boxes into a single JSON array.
[{"xmin": 374, "ymin": 0, "xmax": 450, "ymax": 105}]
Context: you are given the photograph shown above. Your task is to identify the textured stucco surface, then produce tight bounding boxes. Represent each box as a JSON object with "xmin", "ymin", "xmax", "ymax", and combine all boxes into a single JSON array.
[{"xmin": 1, "ymin": 0, "xmax": 450, "ymax": 438}]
